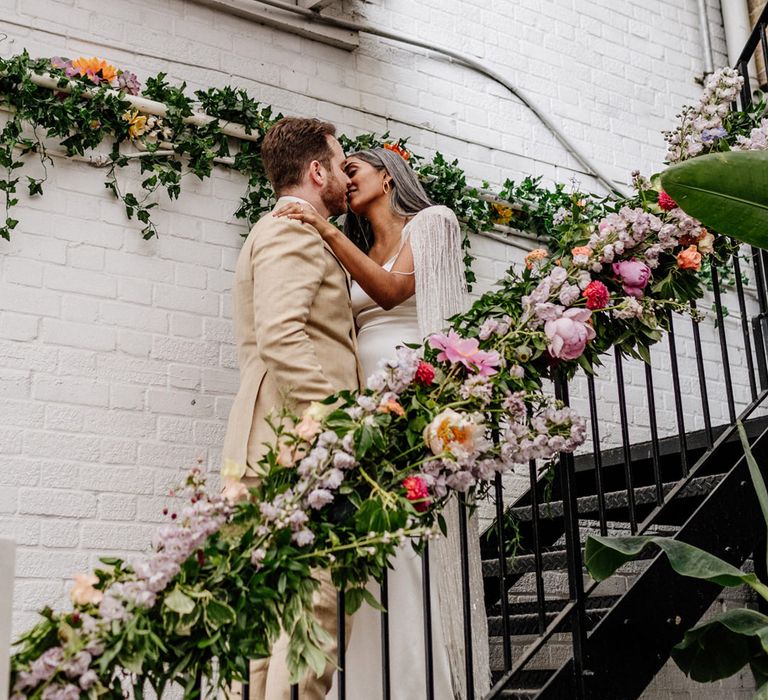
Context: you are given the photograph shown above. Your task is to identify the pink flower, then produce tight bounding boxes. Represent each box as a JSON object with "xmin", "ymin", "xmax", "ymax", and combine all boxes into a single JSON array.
[
  {"xmin": 295, "ymin": 415, "xmax": 321, "ymax": 442},
  {"xmin": 403, "ymin": 475, "xmax": 430, "ymax": 512},
  {"xmin": 70, "ymin": 574, "xmax": 102, "ymax": 607},
  {"xmin": 544, "ymin": 308, "xmax": 596, "ymax": 360},
  {"xmin": 612, "ymin": 259, "xmax": 651, "ymax": 299},
  {"xmin": 428, "ymin": 330, "xmax": 501, "ymax": 377},
  {"xmin": 582, "ymin": 280, "xmax": 610, "ymax": 310}
]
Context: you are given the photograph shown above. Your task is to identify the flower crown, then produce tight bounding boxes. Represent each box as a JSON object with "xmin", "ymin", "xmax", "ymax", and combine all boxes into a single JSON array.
[{"xmin": 383, "ymin": 142, "xmax": 411, "ymax": 161}]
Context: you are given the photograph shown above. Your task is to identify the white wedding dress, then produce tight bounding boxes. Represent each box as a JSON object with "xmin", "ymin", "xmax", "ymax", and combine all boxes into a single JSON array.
[{"xmin": 329, "ymin": 206, "xmax": 490, "ymax": 700}]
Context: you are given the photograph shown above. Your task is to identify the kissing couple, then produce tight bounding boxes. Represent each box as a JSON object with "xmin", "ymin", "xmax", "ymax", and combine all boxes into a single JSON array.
[{"xmin": 222, "ymin": 117, "xmax": 490, "ymax": 699}]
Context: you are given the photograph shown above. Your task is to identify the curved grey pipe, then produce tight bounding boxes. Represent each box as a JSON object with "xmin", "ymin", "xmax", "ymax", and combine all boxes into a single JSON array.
[{"xmin": 193, "ymin": 0, "xmax": 626, "ymax": 196}]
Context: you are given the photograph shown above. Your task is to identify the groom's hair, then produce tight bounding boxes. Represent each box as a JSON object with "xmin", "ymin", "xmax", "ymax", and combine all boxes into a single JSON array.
[{"xmin": 261, "ymin": 117, "xmax": 337, "ymax": 194}]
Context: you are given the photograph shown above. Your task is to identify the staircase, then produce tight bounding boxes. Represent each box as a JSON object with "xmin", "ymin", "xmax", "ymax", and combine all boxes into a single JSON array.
[{"xmin": 481, "ymin": 417, "xmax": 768, "ymax": 699}]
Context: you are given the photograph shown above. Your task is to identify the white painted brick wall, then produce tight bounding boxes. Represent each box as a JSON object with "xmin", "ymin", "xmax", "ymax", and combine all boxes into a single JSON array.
[{"xmin": 0, "ymin": 0, "xmax": 759, "ymax": 692}]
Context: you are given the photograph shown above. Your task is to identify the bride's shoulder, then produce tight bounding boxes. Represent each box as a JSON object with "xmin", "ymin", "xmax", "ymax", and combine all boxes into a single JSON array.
[{"xmin": 410, "ymin": 205, "xmax": 458, "ymax": 226}]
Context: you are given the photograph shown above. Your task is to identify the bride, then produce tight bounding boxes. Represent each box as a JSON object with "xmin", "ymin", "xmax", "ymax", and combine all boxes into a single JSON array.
[{"xmin": 275, "ymin": 146, "xmax": 490, "ymax": 699}]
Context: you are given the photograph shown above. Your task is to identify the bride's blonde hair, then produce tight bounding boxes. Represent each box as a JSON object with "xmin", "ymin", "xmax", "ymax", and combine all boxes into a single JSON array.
[{"xmin": 343, "ymin": 148, "xmax": 433, "ymax": 252}]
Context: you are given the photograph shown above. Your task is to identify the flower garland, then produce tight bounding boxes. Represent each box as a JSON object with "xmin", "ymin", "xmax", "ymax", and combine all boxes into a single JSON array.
[
  {"xmin": 0, "ymin": 50, "xmax": 493, "ymax": 287},
  {"xmin": 8, "ymin": 66, "xmax": 768, "ymax": 700}
]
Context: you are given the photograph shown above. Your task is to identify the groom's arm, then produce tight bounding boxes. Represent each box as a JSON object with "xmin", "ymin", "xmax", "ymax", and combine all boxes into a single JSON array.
[{"xmin": 251, "ymin": 217, "xmax": 336, "ymax": 412}]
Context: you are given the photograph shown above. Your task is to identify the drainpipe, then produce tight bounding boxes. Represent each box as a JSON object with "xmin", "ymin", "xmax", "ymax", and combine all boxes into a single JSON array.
[
  {"xmin": 696, "ymin": 0, "xmax": 715, "ymax": 77},
  {"xmin": 721, "ymin": 0, "xmax": 756, "ymax": 72}
]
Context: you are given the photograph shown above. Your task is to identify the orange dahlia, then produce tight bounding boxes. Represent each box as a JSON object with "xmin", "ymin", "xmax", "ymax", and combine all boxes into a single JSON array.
[{"xmin": 70, "ymin": 57, "xmax": 118, "ymax": 84}]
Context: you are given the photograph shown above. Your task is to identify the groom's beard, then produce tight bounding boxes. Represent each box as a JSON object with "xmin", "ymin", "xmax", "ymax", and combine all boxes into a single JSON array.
[{"xmin": 321, "ymin": 172, "xmax": 348, "ymax": 218}]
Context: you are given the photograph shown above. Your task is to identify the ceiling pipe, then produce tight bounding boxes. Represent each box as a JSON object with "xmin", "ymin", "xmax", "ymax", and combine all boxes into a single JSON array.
[{"xmin": 190, "ymin": 0, "xmax": 626, "ymax": 196}]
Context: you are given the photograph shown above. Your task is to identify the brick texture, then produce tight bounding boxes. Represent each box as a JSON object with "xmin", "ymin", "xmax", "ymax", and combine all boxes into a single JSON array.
[{"xmin": 0, "ymin": 2, "xmax": 758, "ymax": 696}]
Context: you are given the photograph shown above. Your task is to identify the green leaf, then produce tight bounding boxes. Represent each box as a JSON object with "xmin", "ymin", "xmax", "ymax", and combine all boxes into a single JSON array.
[
  {"xmin": 660, "ymin": 150, "xmax": 768, "ymax": 247},
  {"xmin": 671, "ymin": 608, "xmax": 768, "ymax": 683},
  {"xmin": 204, "ymin": 598, "xmax": 236, "ymax": 629},
  {"xmin": 584, "ymin": 535, "xmax": 768, "ymax": 601},
  {"xmin": 163, "ymin": 587, "xmax": 196, "ymax": 615}
]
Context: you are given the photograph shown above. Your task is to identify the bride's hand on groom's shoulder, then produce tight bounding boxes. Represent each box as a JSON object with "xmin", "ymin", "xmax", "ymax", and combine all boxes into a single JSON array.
[{"xmin": 273, "ymin": 202, "xmax": 336, "ymax": 240}]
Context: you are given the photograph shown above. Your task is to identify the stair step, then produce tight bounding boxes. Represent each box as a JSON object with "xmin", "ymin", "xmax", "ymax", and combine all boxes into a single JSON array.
[
  {"xmin": 482, "ymin": 543, "xmax": 656, "ymax": 578},
  {"xmin": 488, "ymin": 606, "xmax": 609, "ymax": 636},
  {"xmin": 491, "ymin": 594, "xmax": 620, "ymax": 616},
  {"xmin": 491, "ymin": 669, "xmax": 555, "ymax": 688},
  {"xmin": 509, "ymin": 474, "xmax": 724, "ymax": 522}
]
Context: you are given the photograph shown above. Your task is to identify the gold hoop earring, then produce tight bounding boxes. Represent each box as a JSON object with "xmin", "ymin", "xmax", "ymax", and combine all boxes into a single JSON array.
[{"xmin": 382, "ymin": 180, "xmax": 391, "ymax": 194}]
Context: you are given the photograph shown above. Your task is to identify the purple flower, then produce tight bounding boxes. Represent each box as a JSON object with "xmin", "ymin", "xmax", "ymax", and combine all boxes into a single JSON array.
[
  {"xmin": 117, "ymin": 71, "xmax": 141, "ymax": 95},
  {"xmin": 612, "ymin": 259, "xmax": 651, "ymax": 298},
  {"xmin": 701, "ymin": 126, "xmax": 727, "ymax": 143}
]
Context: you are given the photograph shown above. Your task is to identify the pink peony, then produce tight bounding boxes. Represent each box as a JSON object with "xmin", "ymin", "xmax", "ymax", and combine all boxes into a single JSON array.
[
  {"xmin": 428, "ymin": 330, "xmax": 501, "ymax": 377},
  {"xmin": 544, "ymin": 308, "xmax": 596, "ymax": 360},
  {"xmin": 612, "ymin": 259, "xmax": 651, "ymax": 299},
  {"xmin": 403, "ymin": 475, "xmax": 430, "ymax": 512}
]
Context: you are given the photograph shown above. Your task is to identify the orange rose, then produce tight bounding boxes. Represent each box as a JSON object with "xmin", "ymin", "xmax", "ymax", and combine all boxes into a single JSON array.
[
  {"xmin": 571, "ymin": 246, "xmax": 592, "ymax": 258},
  {"xmin": 524, "ymin": 248, "xmax": 548, "ymax": 270},
  {"xmin": 378, "ymin": 399, "xmax": 405, "ymax": 417},
  {"xmin": 676, "ymin": 245, "xmax": 702, "ymax": 271}
]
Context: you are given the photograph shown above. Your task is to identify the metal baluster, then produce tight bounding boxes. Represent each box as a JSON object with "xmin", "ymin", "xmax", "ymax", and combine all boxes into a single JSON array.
[
  {"xmin": 528, "ymin": 459, "xmax": 547, "ymax": 633},
  {"xmin": 493, "ymin": 471, "xmax": 513, "ymax": 670},
  {"xmin": 554, "ymin": 376, "xmax": 587, "ymax": 698},
  {"xmin": 751, "ymin": 247, "xmax": 768, "ymax": 389},
  {"xmin": 710, "ymin": 265, "xmax": 737, "ymax": 422},
  {"xmin": 666, "ymin": 311, "xmax": 689, "ymax": 476},
  {"xmin": 761, "ymin": 23, "xmax": 768, "ymax": 76},
  {"xmin": 336, "ymin": 590, "xmax": 346, "ymax": 700},
  {"xmin": 738, "ymin": 59, "xmax": 752, "ymax": 108},
  {"xmin": 689, "ymin": 300, "xmax": 714, "ymax": 447},
  {"xmin": 586, "ymin": 375, "xmax": 607, "ymax": 535},
  {"xmin": 380, "ymin": 569, "xmax": 391, "ymax": 700},
  {"xmin": 643, "ymin": 361, "xmax": 665, "ymax": 506},
  {"xmin": 290, "ymin": 685, "xmax": 298, "ymax": 700},
  {"xmin": 458, "ymin": 494, "xmax": 475, "ymax": 700},
  {"xmin": 733, "ymin": 254, "xmax": 759, "ymax": 401},
  {"xmin": 614, "ymin": 348, "xmax": 637, "ymax": 532},
  {"xmin": 421, "ymin": 546, "xmax": 435, "ymax": 700},
  {"xmin": 242, "ymin": 660, "xmax": 250, "ymax": 700}
]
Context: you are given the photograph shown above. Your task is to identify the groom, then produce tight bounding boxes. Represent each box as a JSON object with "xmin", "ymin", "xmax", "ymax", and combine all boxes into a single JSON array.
[{"xmin": 222, "ymin": 117, "xmax": 361, "ymax": 699}]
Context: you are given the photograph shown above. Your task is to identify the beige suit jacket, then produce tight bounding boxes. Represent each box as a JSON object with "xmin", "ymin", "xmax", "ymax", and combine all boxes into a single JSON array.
[{"xmin": 222, "ymin": 198, "xmax": 362, "ymax": 475}]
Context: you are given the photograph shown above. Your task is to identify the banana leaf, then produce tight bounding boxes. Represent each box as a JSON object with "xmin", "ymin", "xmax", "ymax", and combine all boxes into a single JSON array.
[{"xmin": 660, "ymin": 150, "xmax": 768, "ymax": 248}]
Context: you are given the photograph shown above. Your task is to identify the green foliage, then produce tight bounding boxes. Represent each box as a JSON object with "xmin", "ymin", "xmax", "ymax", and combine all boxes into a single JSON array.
[
  {"xmin": 584, "ymin": 421, "xmax": 768, "ymax": 695},
  {"xmin": 0, "ymin": 55, "xmax": 495, "ymax": 285}
]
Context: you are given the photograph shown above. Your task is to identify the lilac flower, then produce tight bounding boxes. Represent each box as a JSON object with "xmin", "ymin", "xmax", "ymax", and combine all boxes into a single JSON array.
[
  {"xmin": 41, "ymin": 684, "xmax": 80, "ymax": 700},
  {"xmin": 306, "ymin": 488, "xmax": 334, "ymax": 509},
  {"xmin": 700, "ymin": 126, "xmax": 727, "ymax": 143},
  {"xmin": 116, "ymin": 71, "xmax": 141, "ymax": 95},
  {"xmin": 79, "ymin": 670, "xmax": 98, "ymax": 690},
  {"xmin": 292, "ymin": 528, "xmax": 315, "ymax": 546}
]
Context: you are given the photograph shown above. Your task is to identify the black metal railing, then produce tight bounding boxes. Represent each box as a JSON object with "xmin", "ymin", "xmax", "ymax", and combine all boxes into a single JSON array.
[{"xmin": 239, "ymin": 7, "xmax": 768, "ymax": 700}]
